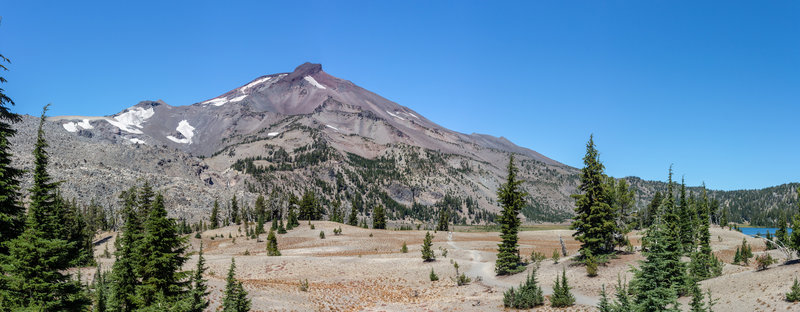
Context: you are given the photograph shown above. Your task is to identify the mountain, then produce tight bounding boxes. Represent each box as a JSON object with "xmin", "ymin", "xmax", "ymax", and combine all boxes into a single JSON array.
[
  {"xmin": 11, "ymin": 63, "xmax": 796, "ymax": 225},
  {"xmin": 24, "ymin": 63, "xmax": 578, "ymax": 224}
]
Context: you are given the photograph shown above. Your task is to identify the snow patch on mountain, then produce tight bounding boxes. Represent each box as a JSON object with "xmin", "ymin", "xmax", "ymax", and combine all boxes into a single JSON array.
[
  {"xmin": 77, "ymin": 119, "xmax": 94, "ymax": 129},
  {"xmin": 241, "ymin": 76, "xmax": 273, "ymax": 92},
  {"xmin": 326, "ymin": 124, "xmax": 339, "ymax": 131},
  {"xmin": 104, "ymin": 107, "xmax": 154, "ymax": 134},
  {"xmin": 230, "ymin": 95, "xmax": 247, "ymax": 102},
  {"xmin": 63, "ymin": 122, "xmax": 79, "ymax": 132},
  {"xmin": 304, "ymin": 76, "xmax": 326, "ymax": 90},
  {"xmin": 204, "ymin": 98, "xmax": 228, "ymax": 107},
  {"xmin": 129, "ymin": 138, "xmax": 145, "ymax": 144},
  {"xmin": 166, "ymin": 120, "xmax": 196, "ymax": 144},
  {"xmin": 267, "ymin": 132, "xmax": 280, "ymax": 137},
  {"xmin": 386, "ymin": 110, "xmax": 406, "ymax": 121}
]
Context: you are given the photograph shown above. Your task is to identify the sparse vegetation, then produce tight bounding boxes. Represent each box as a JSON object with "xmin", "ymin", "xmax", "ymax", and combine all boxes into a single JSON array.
[
  {"xmin": 421, "ymin": 231, "xmax": 435, "ymax": 262},
  {"xmin": 503, "ymin": 269, "xmax": 544, "ymax": 308},
  {"xmin": 550, "ymin": 268, "xmax": 575, "ymax": 307},
  {"xmin": 429, "ymin": 268, "xmax": 439, "ymax": 281}
]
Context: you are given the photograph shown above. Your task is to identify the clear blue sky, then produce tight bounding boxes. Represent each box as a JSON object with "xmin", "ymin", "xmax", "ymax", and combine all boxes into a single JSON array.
[{"xmin": 1, "ymin": 1, "xmax": 798, "ymax": 190}]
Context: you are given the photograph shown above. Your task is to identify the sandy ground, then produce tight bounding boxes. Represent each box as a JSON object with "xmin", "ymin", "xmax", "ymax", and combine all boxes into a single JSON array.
[{"xmin": 81, "ymin": 223, "xmax": 800, "ymax": 311}]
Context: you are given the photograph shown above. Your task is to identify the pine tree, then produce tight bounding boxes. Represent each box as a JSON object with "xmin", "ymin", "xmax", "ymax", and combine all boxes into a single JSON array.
[
  {"xmin": 0, "ymin": 52, "xmax": 24, "ymax": 255},
  {"xmin": 610, "ymin": 178, "xmax": 635, "ymax": 246},
  {"xmin": 287, "ymin": 205, "xmax": 299, "ymax": 228},
  {"xmin": 278, "ymin": 219, "xmax": 287, "ymax": 234},
  {"xmin": 231, "ymin": 195, "xmax": 240, "ymax": 225},
  {"xmin": 255, "ymin": 214, "xmax": 265, "ymax": 236},
  {"xmin": 503, "ymin": 269, "xmax": 544, "ymax": 308},
  {"xmin": 495, "ymin": 155, "xmax": 527, "ymax": 275},
  {"xmin": 776, "ymin": 212, "xmax": 789, "ymax": 246},
  {"xmin": 188, "ymin": 243, "xmax": 209, "ymax": 312},
  {"xmin": 136, "ymin": 193, "xmax": 188, "ymax": 305},
  {"xmin": 437, "ymin": 208, "xmax": 449, "ymax": 232},
  {"xmin": 372, "ymin": 205, "xmax": 386, "ymax": 229},
  {"xmin": 644, "ymin": 191, "xmax": 663, "ymax": 228},
  {"xmin": 572, "ymin": 135, "xmax": 616, "ymax": 257},
  {"xmin": 1, "ymin": 105, "xmax": 90, "ymax": 310},
  {"xmin": 429, "ymin": 268, "xmax": 439, "ymax": 281},
  {"xmin": 211, "ymin": 199, "xmax": 220, "ymax": 229},
  {"xmin": 266, "ymin": 229, "xmax": 280, "ymax": 256},
  {"xmin": 631, "ymin": 170, "xmax": 683, "ymax": 311},
  {"xmin": 789, "ymin": 187, "xmax": 800, "ymax": 255},
  {"xmin": 689, "ymin": 186, "xmax": 721, "ymax": 280},
  {"xmin": 61, "ymin": 196, "xmax": 94, "ymax": 266},
  {"xmin": 612, "ymin": 276, "xmax": 633, "ymax": 312},
  {"xmin": 678, "ymin": 178, "xmax": 696, "ymax": 253},
  {"xmin": 689, "ymin": 280, "xmax": 706, "ymax": 312},
  {"xmin": 786, "ymin": 277, "xmax": 800, "ymax": 302},
  {"xmin": 348, "ymin": 203, "xmax": 358, "ymax": 226},
  {"xmin": 421, "ymin": 231, "xmax": 435, "ymax": 261},
  {"xmin": 93, "ymin": 264, "xmax": 108, "ymax": 312},
  {"xmin": 550, "ymin": 268, "xmax": 575, "ymax": 307},
  {"xmin": 109, "ymin": 188, "xmax": 142, "ymax": 312},
  {"xmin": 597, "ymin": 285, "xmax": 612, "ymax": 312},
  {"xmin": 222, "ymin": 259, "xmax": 251, "ymax": 312},
  {"xmin": 254, "ymin": 194, "xmax": 266, "ymax": 222}
]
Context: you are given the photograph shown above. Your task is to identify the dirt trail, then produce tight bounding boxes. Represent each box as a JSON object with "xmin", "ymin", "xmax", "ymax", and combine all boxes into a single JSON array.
[{"xmin": 447, "ymin": 232, "xmax": 599, "ymax": 306}]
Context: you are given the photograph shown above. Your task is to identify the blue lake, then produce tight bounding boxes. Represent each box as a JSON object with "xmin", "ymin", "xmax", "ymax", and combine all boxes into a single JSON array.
[{"xmin": 739, "ymin": 227, "xmax": 793, "ymax": 237}]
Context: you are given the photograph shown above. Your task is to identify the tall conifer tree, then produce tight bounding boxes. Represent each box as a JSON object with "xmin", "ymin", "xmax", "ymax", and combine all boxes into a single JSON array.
[
  {"xmin": 572, "ymin": 135, "xmax": 616, "ymax": 256},
  {"xmin": 0, "ymin": 52, "xmax": 24, "ymax": 255},
  {"xmin": 210, "ymin": 199, "xmax": 220, "ymax": 229},
  {"xmin": 1, "ymin": 106, "xmax": 89, "ymax": 310},
  {"xmin": 136, "ymin": 193, "xmax": 188, "ymax": 305},
  {"xmin": 495, "ymin": 155, "xmax": 526, "ymax": 275},
  {"xmin": 188, "ymin": 243, "xmax": 209, "ymax": 312},
  {"xmin": 222, "ymin": 259, "xmax": 251, "ymax": 312}
]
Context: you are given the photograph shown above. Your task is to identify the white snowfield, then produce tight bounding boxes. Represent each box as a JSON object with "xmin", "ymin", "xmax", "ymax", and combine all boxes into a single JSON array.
[
  {"xmin": 166, "ymin": 120, "xmax": 196, "ymax": 144},
  {"xmin": 62, "ymin": 118, "xmax": 95, "ymax": 133},
  {"xmin": 267, "ymin": 132, "xmax": 280, "ymax": 137},
  {"xmin": 304, "ymin": 76, "xmax": 327, "ymax": 89},
  {"xmin": 230, "ymin": 95, "xmax": 247, "ymax": 102},
  {"xmin": 203, "ymin": 98, "xmax": 228, "ymax": 107},
  {"xmin": 104, "ymin": 107, "xmax": 154, "ymax": 134},
  {"xmin": 326, "ymin": 124, "xmax": 339, "ymax": 131},
  {"xmin": 63, "ymin": 122, "xmax": 79, "ymax": 132},
  {"xmin": 240, "ymin": 76, "xmax": 272, "ymax": 92},
  {"xmin": 129, "ymin": 138, "xmax": 145, "ymax": 144},
  {"xmin": 386, "ymin": 110, "xmax": 406, "ymax": 121}
]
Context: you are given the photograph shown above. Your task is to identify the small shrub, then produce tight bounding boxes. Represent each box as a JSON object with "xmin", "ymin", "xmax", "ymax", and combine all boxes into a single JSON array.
[
  {"xmin": 439, "ymin": 247, "xmax": 448, "ymax": 258},
  {"xmin": 319, "ymin": 231, "xmax": 326, "ymax": 239},
  {"xmin": 787, "ymin": 278, "xmax": 800, "ymax": 302},
  {"xmin": 503, "ymin": 269, "xmax": 544, "ymax": 308},
  {"xmin": 429, "ymin": 268, "xmax": 439, "ymax": 281},
  {"xmin": 103, "ymin": 244, "xmax": 111, "ymax": 259},
  {"xmin": 333, "ymin": 227, "xmax": 342, "ymax": 235},
  {"xmin": 194, "ymin": 232, "xmax": 202, "ymax": 239},
  {"xmin": 310, "ymin": 224, "xmax": 315, "ymax": 230},
  {"xmin": 552, "ymin": 249, "xmax": 560, "ymax": 264},
  {"xmin": 421, "ymin": 232, "xmax": 435, "ymax": 262},
  {"xmin": 401, "ymin": 242, "xmax": 408, "ymax": 253},
  {"xmin": 243, "ymin": 249, "xmax": 250, "ymax": 256},
  {"xmin": 452, "ymin": 262, "xmax": 471, "ymax": 286},
  {"xmin": 531, "ymin": 250, "xmax": 546, "ymax": 264},
  {"xmin": 755, "ymin": 253, "xmax": 775, "ymax": 271},
  {"xmin": 550, "ymin": 268, "xmax": 575, "ymax": 307},
  {"xmin": 299, "ymin": 279, "xmax": 309, "ymax": 292},
  {"xmin": 369, "ymin": 233, "xmax": 373, "ymax": 237},
  {"xmin": 585, "ymin": 255, "xmax": 598, "ymax": 277}
]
